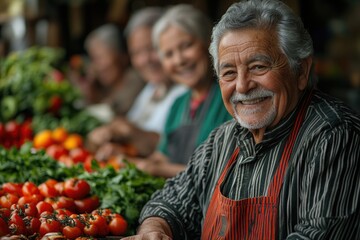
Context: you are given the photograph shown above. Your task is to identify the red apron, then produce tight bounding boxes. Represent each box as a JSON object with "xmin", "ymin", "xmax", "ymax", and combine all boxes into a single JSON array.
[{"xmin": 202, "ymin": 92, "xmax": 312, "ymax": 240}]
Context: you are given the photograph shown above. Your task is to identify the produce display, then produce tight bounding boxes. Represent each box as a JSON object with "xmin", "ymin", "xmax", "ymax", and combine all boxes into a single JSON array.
[
  {"xmin": 0, "ymin": 47, "xmax": 166, "ymax": 239},
  {"xmin": 0, "ymin": 120, "xmax": 32, "ymax": 149},
  {"xmin": 0, "ymin": 145, "xmax": 165, "ymax": 238},
  {"xmin": 0, "ymin": 178, "xmax": 127, "ymax": 239},
  {"xmin": 0, "ymin": 46, "xmax": 101, "ymax": 137}
]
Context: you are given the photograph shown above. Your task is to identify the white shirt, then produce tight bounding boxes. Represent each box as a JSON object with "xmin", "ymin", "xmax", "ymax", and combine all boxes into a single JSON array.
[{"xmin": 127, "ymin": 83, "xmax": 188, "ymax": 133}]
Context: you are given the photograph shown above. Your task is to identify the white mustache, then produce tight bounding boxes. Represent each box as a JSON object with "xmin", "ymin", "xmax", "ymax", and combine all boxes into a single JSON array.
[{"xmin": 230, "ymin": 89, "xmax": 274, "ymax": 103}]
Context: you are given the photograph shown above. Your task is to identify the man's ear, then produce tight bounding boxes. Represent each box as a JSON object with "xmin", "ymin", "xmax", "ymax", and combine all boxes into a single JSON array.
[{"xmin": 298, "ymin": 56, "xmax": 313, "ymax": 91}]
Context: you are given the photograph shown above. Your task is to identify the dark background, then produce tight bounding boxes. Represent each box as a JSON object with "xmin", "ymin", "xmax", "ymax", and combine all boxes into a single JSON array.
[{"xmin": 0, "ymin": 0, "xmax": 359, "ymax": 112}]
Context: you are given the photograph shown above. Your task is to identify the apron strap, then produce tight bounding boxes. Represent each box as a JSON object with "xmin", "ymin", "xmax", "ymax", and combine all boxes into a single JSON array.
[{"xmin": 268, "ymin": 90, "xmax": 313, "ymax": 197}]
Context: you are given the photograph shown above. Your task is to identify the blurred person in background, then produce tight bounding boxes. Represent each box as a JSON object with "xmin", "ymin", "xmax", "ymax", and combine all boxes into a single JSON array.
[
  {"xmin": 71, "ymin": 24, "xmax": 145, "ymax": 120},
  {"xmin": 87, "ymin": 7, "xmax": 188, "ymax": 159},
  {"xmin": 128, "ymin": 4, "xmax": 232, "ymax": 178}
]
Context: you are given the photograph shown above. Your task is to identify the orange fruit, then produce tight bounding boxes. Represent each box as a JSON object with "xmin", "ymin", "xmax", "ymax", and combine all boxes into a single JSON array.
[
  {"xmin": 33, "ymin": 130, "xmax": 54, "ymax": 149},
  {"xmin": 63, "ymin": 134, "xmax": 83, "ymax": 150},
  {"xmin": 52, "ymin": 127, "xmax": 68, "ymax": 143},
  {"xmin": 106, "ymin": 156, "xmax": 125, "ymax": 170}
]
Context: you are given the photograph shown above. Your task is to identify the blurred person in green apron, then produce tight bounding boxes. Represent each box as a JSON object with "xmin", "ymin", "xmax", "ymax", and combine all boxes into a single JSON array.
[
  {"xmin": 129, "ymin": 4, "xmax": 232, "ymax": 178},
  {"xmin": 122, "ymin": 0, "xmax": 360, "ymax": 239}
]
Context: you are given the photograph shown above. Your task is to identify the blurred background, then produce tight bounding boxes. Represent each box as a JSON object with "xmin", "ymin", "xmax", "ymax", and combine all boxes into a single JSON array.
[{"xmin": 0, "ymin": 0, "xmax": 359, "ymax": 112}]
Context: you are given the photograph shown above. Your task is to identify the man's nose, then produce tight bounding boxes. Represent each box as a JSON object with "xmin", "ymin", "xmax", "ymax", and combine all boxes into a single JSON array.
[{"xmin": 235, "ymin": 69, "xmax": 255, "ymax": 93}]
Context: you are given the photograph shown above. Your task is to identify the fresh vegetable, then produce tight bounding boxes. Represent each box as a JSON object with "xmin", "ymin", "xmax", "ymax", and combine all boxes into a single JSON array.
[
  {"xmin": 63, "ymin": 178, "xmax": 90, "ymax": 200},
  {"xmin": 0, "ymin": 120, "xmax": 33, "ymax": 149},
  {"xmin": 0, "ymin": 145, "xmax": 84, "ymax": 185},
  {"xmin": 0, "ymin": 178, "xmax": 128, "ymax": 238},
  {"xmin": 0, "ymin": 46, "xmax": 102, "ymax": 137},
  {"xmin": 78, "ymin": 162, "xmax": 165, "ymax": 234},
  {"xmin": 0, "ymin": 146, "xmax": 165, "ymax": 234}
]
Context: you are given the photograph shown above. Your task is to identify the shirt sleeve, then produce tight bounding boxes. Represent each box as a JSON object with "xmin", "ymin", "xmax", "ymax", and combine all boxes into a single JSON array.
[
  {"xmin": 286, "ymin": 124, "xmax": 360, "ymax": 239},
  {"xmin": 139, "ymin": 126, "xmax": 222, "ymax": 240}
]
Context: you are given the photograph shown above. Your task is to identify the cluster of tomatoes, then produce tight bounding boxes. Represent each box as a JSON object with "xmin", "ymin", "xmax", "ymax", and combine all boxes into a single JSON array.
[
  {"xmin": 0, "ymin": 120, "xmax": 32, "ymax": 149},
  {"xmin": 33, "ymin": 128, "xmax": 94, "ymax": 171},
  {"xmin": 0, "ymin": 178, "xmax": 127, "ymax": 239},
  {"xmin": 33, "ymin": 127, "xmax": 124, "ymax": 172}
]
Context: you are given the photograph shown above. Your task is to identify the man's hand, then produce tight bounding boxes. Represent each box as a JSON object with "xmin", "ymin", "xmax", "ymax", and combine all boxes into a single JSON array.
[{"xmin": 122, "ymin": 217, "xmax": 173, "ymax": 240}]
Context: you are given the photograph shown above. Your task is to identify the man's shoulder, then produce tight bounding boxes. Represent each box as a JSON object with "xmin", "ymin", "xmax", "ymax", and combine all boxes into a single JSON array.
[{"xmin": 307, "ymin": 89, "xmax": 360, "ymax": 132}]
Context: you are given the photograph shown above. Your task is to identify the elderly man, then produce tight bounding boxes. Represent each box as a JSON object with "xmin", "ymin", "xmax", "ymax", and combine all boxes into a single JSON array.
[{"xmin": 123, "ymin": 0, "xmax": 360, "ymax": 239}]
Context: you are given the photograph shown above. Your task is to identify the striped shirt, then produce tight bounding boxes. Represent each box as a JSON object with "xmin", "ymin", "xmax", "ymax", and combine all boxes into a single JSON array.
[{"xmin": 140, "ymin": 89, "xmax": 360, "ymax": 240}]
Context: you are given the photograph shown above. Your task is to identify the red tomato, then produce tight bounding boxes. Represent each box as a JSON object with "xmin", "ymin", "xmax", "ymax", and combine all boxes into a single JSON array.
[
  {"xmin": 52, "ymin": 196, "xmax": 76, "ymax": 213},
  {"xmin": 92, "ymin": 208, "xmax": 113, "ymax": 218},
  {"xmin": 55, "ymin": 208, "xmax": 73, "ymax": 216},
  {"xmin": 74, "ymin": 196, "xmax": 100, "ymax": 214},
  {"xmin": 46, "ymin": 144, "xmax": 68, "ymax": 160},
  {"xmin": 69, "ymin": 148, "xmax": 90, "ymax": 163},
  {"xmin": 20, "ymin": 120, "xmax": 33, "ymax": 141},
  {"xmin": 56, "ymin": 213, "xmax": 69, "ymax": 223},
  {"xmin": 62, "ymin": 225, "xmax": 82, "ymax": 239},
  {"xmin": 54, "ymin": 182, "xmax": 65, "ymax": 196},
  {"xmin": 0, "ymin": 208, "xmax": 11, "ymax": 219},
  {"xmin": 0, "ymin": 217, "xmax": 9, "ymax": 237},
  {"xmin": 5, "ymin": 121, "xmax": 20, "ymax": 141},
  {"xmin": 0, "ymin": 123, "xmax": 4, "ymax": 144},
  {"xmin": 69, "ymin": 214, "xmax": 85, "ymax": 230},
  {"xmin": 0, "ymin": 193, "xmax": 19, "ymax": 208},
  {"xmin": 39, "ymin": 211, "xmax": 54, "ymax": 222},
  {"xmin": 89, "ymin": 214, "xmax": 108, "ymax": 237},
  {"xmin": 44, "ymin": 179, "xmax": 58, "ymax": 187},
  {"xmin": 108, "ymin": 215, "xmax": 128, "ymax": 236},
  {"xmin": 17, "ymin": 194, "xmax": 44, "ymax": 206},
  {"xmin": 38, "ymin": 182, "xmax": 59, "ymax": 198},
  {"xmin": 22, "ymin": 181, "xmax": 40, "ymax": 196},
  {"xmin": 83, "ymin": 157, "xmax": 94, "ymax": 172},
  {"xmin": 8, "ymin": 222, "xmax": 27, "ymax": 235},
  {"xmin": 23, "ymin": 202, "xmax": 38, "ymax": 217},
  {"xmin": 64, "ymin": 178, "xmax": 91, "ymax": 200},
  {"xmin": 2, "ymin": 182, "xmax": 23, "ymax": 196},
  {"xmin": 10, "ymin": 203, "xmax": 23, "ymax": 213},
  {"xmin": 83, "ymin": 223, "xmax": 98, "ymax": 237},
  {"xmin": 39, "ymin": 219, "xmax": 62, "ymax": 237},
  {"xmin": 23, "ymin": 216, "xmax": 41, "ymax": 235},
  {"xmin": 8, "ymin": 212, "xmax": 25, "ymax": 231},
  {"xmin": 36, "ymin": 201, "xmax": 54, "ymax": 215},
  {"xmin": 49, "ymin": 95, "xmax": 62, "ymax": 114}
]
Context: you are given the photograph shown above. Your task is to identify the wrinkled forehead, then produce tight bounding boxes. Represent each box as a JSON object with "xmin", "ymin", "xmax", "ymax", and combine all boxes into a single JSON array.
[{"xmin": 218, "ymin": 29, "xmax": 279, "ymax": 61}]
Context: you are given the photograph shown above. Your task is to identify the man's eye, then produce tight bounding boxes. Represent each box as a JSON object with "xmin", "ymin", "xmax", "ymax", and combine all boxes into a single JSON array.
[
  {"xmin": 249, "ymin": 65, "xmax": 270, "ymax": 75},
  {"xmin": 221, "ymin": 70, "xmax": 235, "ymax": 77},
  {"xmin": 220, "ymin": 70, "xmax": 236, "ymax": 81}
]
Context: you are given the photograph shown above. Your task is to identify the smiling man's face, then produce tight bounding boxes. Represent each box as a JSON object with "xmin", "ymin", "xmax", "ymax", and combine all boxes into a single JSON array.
[{"xmin": 218, "ymin": 28, "xmax": 309, "ymax": 141}]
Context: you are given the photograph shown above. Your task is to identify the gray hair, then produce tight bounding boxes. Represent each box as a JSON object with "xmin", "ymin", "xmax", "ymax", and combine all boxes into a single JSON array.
[
  {"xmin": 85, "ymin": 24, "xmax": 126, "ymax": 53},
  {"xmin": 209, "ymin": 0, "xmax": 316, "ymax": 87},
  {"xmin": 152, "ymin": 4, "xmax": 212, "ymax": 51},
  {"xmin": 124, "ymin": 7, "xmax": 164, "ymax": 39}
]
